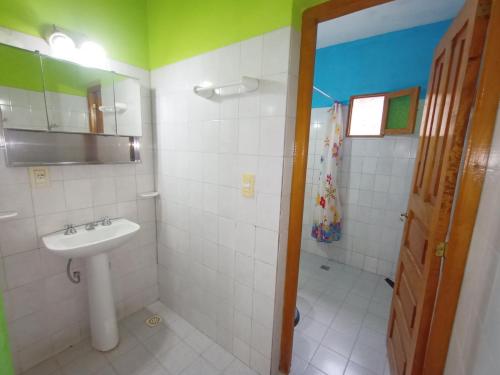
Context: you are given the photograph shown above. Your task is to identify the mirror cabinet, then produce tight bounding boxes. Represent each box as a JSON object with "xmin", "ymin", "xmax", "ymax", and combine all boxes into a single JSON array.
[{"xmin": 0, "ymin": 43, "xmax": 142, "ymax": 165}]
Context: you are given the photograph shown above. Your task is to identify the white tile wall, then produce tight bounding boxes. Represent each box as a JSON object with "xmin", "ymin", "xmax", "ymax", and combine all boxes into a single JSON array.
[
  {"xmin": 445, "ymin": 104, "xmax": 500, "ymax": 375},
  {"xmin": 301, "ymin": 107, "xmax": 421, "ymax": 277},
  {"xmin": 151, "ymin": 27, "xmax": 299, "ymax": 375},
  {"xmin": 0, "ymin": 85, "xmax": 157, "ymax": 374},
  {"xmin": 0, "ymin": 87, "xmax": 47, "ymax": 131}
]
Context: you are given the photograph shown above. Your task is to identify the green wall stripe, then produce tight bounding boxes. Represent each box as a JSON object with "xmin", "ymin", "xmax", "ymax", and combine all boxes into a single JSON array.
[
  {"xmin": 0, "ymin": 293, "xmax": 14, "ymax": 375},
  {"xmin": 147, "ymin": 0, "xmax": 327, "ymax": 69},
  {"xmin": 0, "ymin": 0, "xmax": 328, "ymax": 70},
  {"xmin": 0, "ymin": 0, "xmax": 149, "ymax": 69}
]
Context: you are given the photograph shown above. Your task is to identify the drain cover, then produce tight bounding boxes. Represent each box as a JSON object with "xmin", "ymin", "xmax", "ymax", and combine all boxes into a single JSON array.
[
  {"xmin": 320, "ymin": 265, "xmax": 330, "ymax": 271},
  {"xmin": 145, "ymin": 314, "xmax": 162, "ymax": 328}
]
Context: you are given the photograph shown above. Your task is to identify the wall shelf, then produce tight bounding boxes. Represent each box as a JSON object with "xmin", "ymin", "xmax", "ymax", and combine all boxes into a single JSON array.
[
  {"xmin": 193, "ymin": 76, "xmax": 259, "ymax": 99},
  {"xmin": 0, "ymin": 211, "xmax": 18, "ymax": 220},
  {"xmin": 138, "ymin": 192, "xmax": 159, "ymax": 199}
]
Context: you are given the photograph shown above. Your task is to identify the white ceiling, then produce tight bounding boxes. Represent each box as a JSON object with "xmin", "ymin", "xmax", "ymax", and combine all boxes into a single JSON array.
[{"xmin": 317, "ymin": 0, "xmax": 465, "ymax": 49}]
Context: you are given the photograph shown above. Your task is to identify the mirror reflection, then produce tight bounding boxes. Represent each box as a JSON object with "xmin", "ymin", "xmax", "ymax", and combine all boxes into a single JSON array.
[
  {"xmin": 41, "ymin": 56, "xmax": 116, "ymax": 134},
  {"xmin": 114, "ymin": 74, "xmax": 142, "ymax": 137},
  {"xmin": 0, "ymin": 44, "xmax": 48, "ymax": 131}
]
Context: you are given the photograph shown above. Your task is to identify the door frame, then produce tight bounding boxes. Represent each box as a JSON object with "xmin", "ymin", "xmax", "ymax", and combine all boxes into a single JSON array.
[{"xmin": 278, "ymin": 0, "xmax": 499, "ymax": 373}]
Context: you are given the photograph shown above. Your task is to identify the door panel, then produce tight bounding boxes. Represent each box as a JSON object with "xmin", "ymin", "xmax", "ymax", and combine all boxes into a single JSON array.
[{"xmin": 387, "ymin": 1, "xmax": 490, "ymax": 374}]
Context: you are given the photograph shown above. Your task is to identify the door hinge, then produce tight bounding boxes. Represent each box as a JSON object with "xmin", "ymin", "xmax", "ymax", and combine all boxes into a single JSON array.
[{"xmin": 435, "ymin": 242, "xmax": 448, "ymax": 257}]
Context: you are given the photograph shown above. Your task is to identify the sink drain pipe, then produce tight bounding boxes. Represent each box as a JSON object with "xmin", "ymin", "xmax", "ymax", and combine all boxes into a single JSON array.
[{"xmin": 67, "ymin": 258, "xmax": 81, "ymax": 284}]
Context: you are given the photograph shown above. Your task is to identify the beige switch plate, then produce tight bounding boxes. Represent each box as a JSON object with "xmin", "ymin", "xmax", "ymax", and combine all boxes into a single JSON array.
[
  {"xmin": 242, "ymin": 173, "xmax": 255, "ymax": 198},
  {"xmin": 29, "ymin": 166, "xmax": 50, "ymax": 187}
]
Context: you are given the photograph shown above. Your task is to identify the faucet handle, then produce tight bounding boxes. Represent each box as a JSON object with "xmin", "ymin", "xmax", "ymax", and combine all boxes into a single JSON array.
[
  {"xmin": 64, "ymin": 224, "xmax": 77, "ymax": 235},
  {"xmin": 101, "ymin": 216, "xmax": 112, "ymax": 226}
]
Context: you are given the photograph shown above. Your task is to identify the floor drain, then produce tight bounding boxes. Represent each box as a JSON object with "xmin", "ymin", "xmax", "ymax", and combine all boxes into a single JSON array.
[
  {"xmin": 145, "ymin": 314, "xmax": 162, "ymax": 327},
  {"xmin": 320, "ymin": 265, "xmax": 330, "ymax": 271}
]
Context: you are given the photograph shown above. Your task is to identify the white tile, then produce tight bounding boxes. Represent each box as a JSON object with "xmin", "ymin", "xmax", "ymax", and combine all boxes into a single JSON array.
[
  {"xmin": 92, "ymin": 178, "xmax": 117, "ymax": 206},
  {"xmin": 257, "ymin": 156, "xmax": 283, "ymax": 194},
  {"xmin": 235, "ymin": 222, "xmax": 255, "ymax": 257},
  {"xmin": 61, "ymin": 350, "xmax": 107, "ymax": 375},
  {"xmin": 350, "ymin": 343, "xmax": 386, "ymax": 375},
  {"xmin": 292, "ymin": 332, "xmax": 319, "ymax": 362},
  {"xmin": 238, "ymin": 118, "xmax": 260, "ymax": 155},
  {"xmin": 250, "ymin": 349, "xmax": 270, "ymax": 375},
  {"xmin": 202, "ymin": 343, "xmax": 235, "ymax": 371},
  {"xmin": 218, "ymin": 217, "xmax": 236, "ymax": 249},
  {"xmin": 311, "ymin": 346, "xmax": 348, "ymax": 375},
  {"xmin": 253, "ymin": 260, "xmax": 276, "ymax": 298},
  {"xmin": 345, "ymin": 361, "xmax": 377, "ymax": 375},
  {"xmin": 250, "ymin": 321, "xmax": 272, "ymax": 356},
  {"xmin": 321, "ymin": 328, "xmax": 357, "ymax": 358},
  {"xmin": 235, "ymin": 252, "xmax": 254, "ymax": 287},
  {"xmin": 142, "ymin": 328, "xmax": 180, "ymax": 358},
  {"xmin": 4, "ymin": 249, "xmax": 45, "ymax": 288},
  {"xmin": 0, "ymin": 217, "xmax": 38, "ymax": 256},
  {"xmin": 5, "ymin": 280, "xmax": 44, "ymax": 322},
  {"xmin": 180, "ymin": 357, "xmax": 219, "ymax": 375},
  {"xmin": 297, "ymin": 317, "xmax": 328, "ymax": 342},
  {"xmin": 64, "ymin": 180, "xmax": 92, "ymax": 210},
  {"xmin": 234, "ymin": 282, "xmax": 253, "ymax": 316},
  {"xmin": 21, "ymin": 358, "xmax": 60, "ymax": 375},
  {"xmin": 240, "ymin": 36, "xmax": 263, "ymax": 78},
  {"xmin": 32, "ymin": 182, "xmax": 66, "ymax": 215},
  {"xmin": 262, "ymin": 28, "xmax": 291, "ymax": 75},
  {"xmin": 184, "ymin": 329, "xmax": 213, "ymax": 353},
  {"xmin": 110, "ymin": 345, "xmax": 156, "ymax": 375},
  {"xmin": 254, "ymin": 228, "xmax": 278, "ymax": 265},
  {"xmin": 224, "ymin": 358, "xmax": 258, "ymax": 375},
  {"xmin": 256, "ymin": 193, "xmax": 280, "ymax": 231}
]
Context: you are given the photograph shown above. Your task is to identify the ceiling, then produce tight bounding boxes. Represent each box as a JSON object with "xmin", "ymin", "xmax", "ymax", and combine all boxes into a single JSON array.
[{"xmin": 317, "ymin": 0, "xmax": 465, "ymax": 49}]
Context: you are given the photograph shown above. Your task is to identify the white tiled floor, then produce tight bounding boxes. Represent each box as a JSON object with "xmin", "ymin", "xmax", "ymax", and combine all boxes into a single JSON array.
[
  {"xmin": 291, "ymin": 252, "xmax": 393, "ymax": 375},
  {"xmin": 20, "ymin": 302, "xmax": 257, "ymax": 375}
]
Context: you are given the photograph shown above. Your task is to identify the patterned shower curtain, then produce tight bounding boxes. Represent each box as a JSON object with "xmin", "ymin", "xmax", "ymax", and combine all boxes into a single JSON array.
[{"xmin": 311, "ymin": 103, "xmax": 343, "ymax": 242}]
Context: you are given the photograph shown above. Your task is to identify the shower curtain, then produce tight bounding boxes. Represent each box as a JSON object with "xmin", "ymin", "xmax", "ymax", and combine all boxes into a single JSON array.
[{"xmin": 311, "ymin": 103, "xmax": 343, "ymax": 242}]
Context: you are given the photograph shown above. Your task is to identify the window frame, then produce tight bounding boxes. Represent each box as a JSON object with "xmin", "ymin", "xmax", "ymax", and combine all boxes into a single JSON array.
[{"xmin": 346, "ymin": 92, "xmax": 389, "ymax": 137}]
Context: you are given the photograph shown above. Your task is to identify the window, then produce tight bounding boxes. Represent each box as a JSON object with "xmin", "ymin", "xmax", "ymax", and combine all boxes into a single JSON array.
[
  {"xmin": 346, "ymin": 86, "xmax": 420, "ymax": 137},
  {"xmin": 347, "ymin": 93, "xmax": 387, "ymax": 137}
]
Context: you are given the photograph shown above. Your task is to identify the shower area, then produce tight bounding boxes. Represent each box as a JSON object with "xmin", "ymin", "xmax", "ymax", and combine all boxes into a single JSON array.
[{"xmin": 289, "ymin": 2, "xmax": 452, "ymax": 373}]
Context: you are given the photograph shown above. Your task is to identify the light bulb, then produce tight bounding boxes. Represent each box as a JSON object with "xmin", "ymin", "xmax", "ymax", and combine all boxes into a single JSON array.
[
  {"xmin": 79, "ymin": 41, "xmax": 107, "ymax": 68},
  {"xmin": 48, "ymin": 32, "xmax": 76, "ymax": 59}
]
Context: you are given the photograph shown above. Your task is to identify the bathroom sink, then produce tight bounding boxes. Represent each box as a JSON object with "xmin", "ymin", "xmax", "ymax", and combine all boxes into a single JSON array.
[
  {"xmin": 42, "ymin": 218, "xmax": 140, "ymax": 258},
  {"xmin": 42, "ymin": 218, "xmax": 141, "ymax": 352}
]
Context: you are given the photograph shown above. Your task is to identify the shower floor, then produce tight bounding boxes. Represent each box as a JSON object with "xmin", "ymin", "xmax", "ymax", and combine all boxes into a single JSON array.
[
  {"xmin": 292, "ymin": 252, "xmax": 392, "ymax": 375},
  {"xmin": 20, "ymin": 302, "xmax": 257, "ymax": 375}
]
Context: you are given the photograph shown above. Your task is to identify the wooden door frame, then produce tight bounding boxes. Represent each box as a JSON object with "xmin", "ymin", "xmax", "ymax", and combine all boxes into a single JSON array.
[{"xmin": 278, "ymin": 0, "xmax": 499, "ymax": 373}]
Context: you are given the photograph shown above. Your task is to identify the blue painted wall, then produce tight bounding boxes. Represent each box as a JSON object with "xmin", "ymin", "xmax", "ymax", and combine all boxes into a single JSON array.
[{"xmin": 312, "ymin": 20, "xmax": 451, "ymax": 107}]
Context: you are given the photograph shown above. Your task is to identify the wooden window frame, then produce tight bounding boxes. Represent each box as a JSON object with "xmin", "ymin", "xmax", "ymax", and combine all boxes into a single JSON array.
[
  {"xmin": 278, "ymin": 0, "xmax": 499, "ymax": 373},
  {"xmin": 384, "ymin": 86, "xmax": 420, "ymax": 135},
  {"xmin": 346, "ymin": 92, "xmax": 388, "ymax": 137}
]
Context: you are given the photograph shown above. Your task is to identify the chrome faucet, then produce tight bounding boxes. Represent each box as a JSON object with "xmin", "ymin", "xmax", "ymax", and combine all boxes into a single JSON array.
[
  {"xmin": 85, "ymin": 221, "xmax": 98, "ymax": 230},
  {"xmin": 64, "ymin": 224, "xmax": 77, "ymax": 235},
  {"xmin": 101, "ymin": 216, "xmax": 112, "ymax": 226}
]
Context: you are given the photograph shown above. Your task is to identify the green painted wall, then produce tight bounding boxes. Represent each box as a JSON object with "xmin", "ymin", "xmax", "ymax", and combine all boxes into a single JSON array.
[
  {"xmin": 0, "ymin": 0, "xmax": 149, "ymax": 69},
  {"xmin": 0, "ymin": 0, "xmax": 329, "ymax": 70},
  {"xmin": 146, "ymin": 0, "xmax": 328, "ymax": 69},
  {"xmin": 0, "ymin": 44, "xmax": 45, "ymax": 92},
  {"xmin": 147, "ymin": 0, "xmax": 291, "ymax": 69},
  {"xmin": 0, "ymin": 294, "xmax": 14, "ymax": 375}
]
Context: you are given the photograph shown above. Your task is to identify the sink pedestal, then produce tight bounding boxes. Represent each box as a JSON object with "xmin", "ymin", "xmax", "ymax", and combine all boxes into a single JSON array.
[{"xmin": 86, "ymin": 253, "xmax": 119, "ymax": 351}]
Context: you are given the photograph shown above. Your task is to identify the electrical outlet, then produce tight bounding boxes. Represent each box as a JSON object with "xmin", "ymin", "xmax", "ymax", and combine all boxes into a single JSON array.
[
  {"xmin": 29, "ymin": 166, "xmax": 50, "ymax": 187},
  {"xmin": 242, "ymin": 173, "xmax": 255, "ymax": 198}
]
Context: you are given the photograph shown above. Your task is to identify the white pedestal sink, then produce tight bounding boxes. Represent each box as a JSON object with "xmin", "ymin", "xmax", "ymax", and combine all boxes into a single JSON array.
[{"xmin": 42, "ymin": 218, "xmax": 140, "ymax": 351}]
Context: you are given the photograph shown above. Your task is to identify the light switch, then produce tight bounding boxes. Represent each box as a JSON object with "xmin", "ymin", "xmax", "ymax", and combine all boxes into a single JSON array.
[
  {"xmin": 29, "ymin": 166, "xmax": 50, "ymax": 187},
  {"xmin": 242, "ymin": 173, "xmax": 255, "ymax": 198}
]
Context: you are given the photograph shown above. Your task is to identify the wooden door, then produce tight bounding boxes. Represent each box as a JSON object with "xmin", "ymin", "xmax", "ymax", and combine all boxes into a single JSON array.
[
  {"xmin": 387, "ymin": 1, "xmax": 490, "ymax": 374},
  {"xmin": 87, "ymin": 85, "xmax": 104, "ymax": 133}
]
